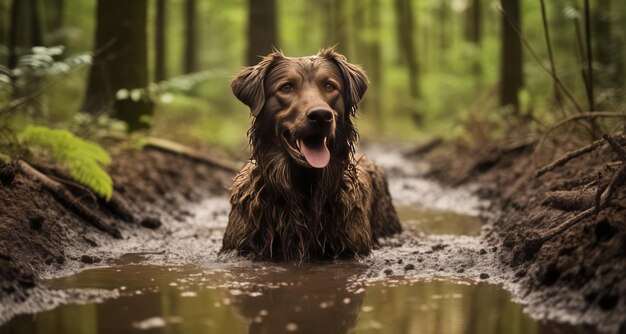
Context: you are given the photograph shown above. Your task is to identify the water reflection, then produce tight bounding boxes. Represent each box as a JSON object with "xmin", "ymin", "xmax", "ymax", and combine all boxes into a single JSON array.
[
  {"xmin": 0, "ymin": 263, "xmax": 583, "ymax": 334},
  {"xmin": 396, "ymin": 207, "xmax": 484, "ymax": 236}
]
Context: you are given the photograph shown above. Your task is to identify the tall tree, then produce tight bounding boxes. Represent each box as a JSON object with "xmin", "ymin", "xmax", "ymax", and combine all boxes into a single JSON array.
[
  {"xmin": 8, "ymin": 0, "xmax": 43, "ymax": 69},
  {"xmin": 366, "ymin": 0, "xmax": 383, "ymax": 125},
  {"xmin": 83, "ymin": 0, "xmax": 153, "ymax": 131},
  {"xmin": 183, "ymin": 0, "xmax": 197, "ymax": 74},
  {"xmin": 393, "ymin": 0, "xmax": 420, "ymax": 99},
  {"xmin": 323, "ymin": 0, "xmax": 349, "ymax": 54},
  {"xmin": 0, "ymin": 0, "xmax": 8, "ymax": 66},
  {"xmin": 246, "ymin": 0, "xmax": 277, "ymax": 66},
  {"xmin": 464, "ymin": 0, "xmax": 482, "ymax": 77},
  {"xmin": 499, "ymin": 0, "xmax": 523, "ymax": 113},
  {"xmin": 155, "ymin": 0, "xmax": 167, "ymax": 81},
  {"xmin": 592, "ymin": 0, "xmax": 622, "ymax": 87},
  {"xmin": 44, "ymin": 0, "xmax": 65, "ymax": 46}
]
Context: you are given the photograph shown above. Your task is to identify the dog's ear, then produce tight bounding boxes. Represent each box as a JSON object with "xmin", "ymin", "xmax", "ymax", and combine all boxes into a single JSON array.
[
  {"xmin": 231, "ymin": 51, "xmax": 283, "ymax": 116},
  {"xmin": 319, "ymin": 47, "xmax": 369, "ymax": 115}
]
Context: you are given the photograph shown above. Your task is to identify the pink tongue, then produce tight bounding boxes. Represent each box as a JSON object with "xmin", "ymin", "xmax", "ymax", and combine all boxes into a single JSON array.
[{"xmin": 297, "ymin": 138, "xmax": 330, "ymax": 168}]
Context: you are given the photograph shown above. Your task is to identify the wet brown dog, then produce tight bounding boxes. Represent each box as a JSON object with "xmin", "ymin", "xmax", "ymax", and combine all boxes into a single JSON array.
[{"xmin": 222, "ymin": 48, "xmax": 401, "ymax": 261}]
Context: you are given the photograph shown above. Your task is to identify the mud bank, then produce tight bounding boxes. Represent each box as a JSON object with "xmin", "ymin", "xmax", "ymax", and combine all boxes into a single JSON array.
[
  {"xmin": 0, "ymin": 147, "xmax": 233, "ymax": 322},
  {"xmin": 419, "ymin": 136, "xmax": 626, "ymax": 333}
]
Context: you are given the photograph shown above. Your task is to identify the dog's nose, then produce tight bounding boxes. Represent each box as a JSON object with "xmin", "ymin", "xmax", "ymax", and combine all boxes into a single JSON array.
[{"xmin": 307, "ymin": 108, "xmax": 333, "ymax": 124}]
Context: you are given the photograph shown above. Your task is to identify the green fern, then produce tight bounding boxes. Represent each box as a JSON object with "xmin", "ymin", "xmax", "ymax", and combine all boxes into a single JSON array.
[{"xmin": 19, "ymin": 125, "xmax": 113, "ymax": 200}]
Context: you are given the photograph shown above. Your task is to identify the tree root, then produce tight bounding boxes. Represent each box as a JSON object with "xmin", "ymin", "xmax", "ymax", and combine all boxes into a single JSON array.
[
  {"xmin": 535, "ymin": 138, "xmax": 605, "ymax": 177},
  {"xmin": 17, "ymin": 160, "xmax": 123, "ymax": 239},
  {"xmin": 524, "ymin": 134, "xmax": 626, "ymax": 257},
  {"xmin": 144, "ymin": 137, "xmax": 241, "ymax": 174}
]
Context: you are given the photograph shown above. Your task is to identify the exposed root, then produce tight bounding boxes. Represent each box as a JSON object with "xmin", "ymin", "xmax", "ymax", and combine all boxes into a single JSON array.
[
  {"xmin": 144, "ymin": 137, "xmax": 241, "ymax": 174},
  {"xmin": 535, "ymin": 138, "xmax": 605, "ymax": 178},
  {"xmin": 526, "ymin": 136, "xmax": 626, "ymax": 257},
  {"xmin": 17, "ymin": 160, "xmax": 122, "ymax": 239}
]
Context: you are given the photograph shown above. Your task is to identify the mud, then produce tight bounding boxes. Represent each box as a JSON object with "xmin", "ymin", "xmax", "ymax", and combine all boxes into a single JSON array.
[
  {"xmin": 0, "ymin": 141, "xmax": 623, "ymax": 333},
  {"xmin": 419, "ymin": 138, "xmax": 626, "ymax": 334}
]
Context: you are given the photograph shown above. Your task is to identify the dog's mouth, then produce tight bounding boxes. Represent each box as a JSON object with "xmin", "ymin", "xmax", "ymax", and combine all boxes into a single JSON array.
[
  {"xmin": 281, "ymin": 132, "xmax": 331, "ymax": 169},
  {"xmin": 296, "ymin": 134, "xmax": 330, "ymax": 169}
]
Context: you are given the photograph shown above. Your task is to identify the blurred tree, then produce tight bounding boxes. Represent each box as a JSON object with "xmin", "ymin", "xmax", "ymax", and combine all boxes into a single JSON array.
[
  {"xmin": 83, "ymin": 0, "xmax": 153, "ymax": 131},
  {"xmin": 183, "ymin": 0, "xmax": 197, "ymax": 74},
  {"xmin": 366, "ymin": 0, "xmax": 382, "ymax": 124},
  {"xmin": 499, "ymin": 0, "xmax": 523, "ymax": 113},
  {"xmin": 155, "ymin": 0, "xmax": 167, "ymax": 81},
  {"xmin": 323, "ymin": 0, "xmax": 349, "ymax": 54},
  {"xmin": 592, "ymin": 0, "xmax": 623, "ymax": 88},
  {"xmin": 43, "ymin": 0, "xmax": 65, "ymax": 46},
  {"xmin": 246, "ymin": 0, "xmax": 277, "ymax": 65},
  {"xmin": 464, "ymin": 0, "xmax": 482, "ymax": 77},
  {"xmin": 393, "ymin": 0, "xmax": 420, "ymax": 99},
  {"xmin": 8, "ymin": 0, "xmax": 43, "ymax": 69},
  {"xmin": 438, "ymin": 0, "xmax": 450, "ymax": 52},
  {"xmin": 0, "ymin": 0, "xmax": 7, "ymax": 66}
]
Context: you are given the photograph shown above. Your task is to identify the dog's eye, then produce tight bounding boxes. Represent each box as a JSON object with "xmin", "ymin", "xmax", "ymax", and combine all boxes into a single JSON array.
[
  {"xmin": 279, "ymin": 83, "xmax": 294, "ymax": 93},
  {"xmin": 323, "ymin": 83, "xmax": 337, "ymax": 92}
]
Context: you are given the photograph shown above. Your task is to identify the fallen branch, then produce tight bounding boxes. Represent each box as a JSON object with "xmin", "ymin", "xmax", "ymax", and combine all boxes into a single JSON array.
[
  {"xmin": 17, "ymin": 160, "xmax": 122, "ymax": 239},
  {"xmin": 145, "ymin": 137, "xmax": 241, "ymax": 174},
  {"xmin": 535, "ymin": 138, "xmax": 605, "ymax": 177}
]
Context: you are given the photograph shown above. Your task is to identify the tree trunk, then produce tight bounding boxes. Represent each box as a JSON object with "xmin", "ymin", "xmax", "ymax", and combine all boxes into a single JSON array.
[
  {"xmin": 155, "ymin": 0, "xmax": 167, "ymax": 81},
  {"xmin": 367, "ymin": 0, "xmax": 383, "ymax": 126},
  {"xmin": 44, "ymin": 0, "xmax": 64, "ymax": 46},
  {"xmin": 499, "ymin": 0, "xmax": 523, "ymax": 113},
  {"xmin": 465, "ymin": 0, "xmax": 482, "ymax": 79},
  {"xmin": 8, "ymin": 0, "xmax": 43, "ymax": 69},
  {"xmin": 246, "ymin": 0, "xmax": 277, "ymax": 66},
  {"xmin": 593, "ymin": 0, "xmax": 621, "ymax": 87},
  {"xmin": 323, "ymin": 0, "xmax": 349, "ymax": 55},
  {"xmin": 0, "ymin": 0, "xmax": 9, "ymax": 66},
  {"xmin": 393, "ymin": 0, "xmax": 420, "ymax": 99},
  {"xmin": 464, "ymin": 0, "xmax": 482, "ymax": 44},
  {"xmin": 83, "ymin": 0, "xmax": 153, "ymax": 132},
  {"xmin": 438, "ymin": 0, "xmax": 450, "ymax": 51},
  {"xmin": 183, "ymin": 0, "xmax": 197, "ymax": 74}
]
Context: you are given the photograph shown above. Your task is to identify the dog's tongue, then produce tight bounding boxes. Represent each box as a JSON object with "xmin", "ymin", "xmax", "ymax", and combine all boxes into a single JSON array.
[{"xmin": 297, "ymin": 137, "xmax": 330, "ymax": 168}]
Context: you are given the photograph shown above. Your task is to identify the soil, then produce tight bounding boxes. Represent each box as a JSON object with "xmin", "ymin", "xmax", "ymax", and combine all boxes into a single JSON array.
[
  {"xmin": 0, "ymin": 147, "xmax": 232, "ymax": 307},
  {"xmin": 420, "ymin": 135, "xmax": 626, "ymax": 334}
]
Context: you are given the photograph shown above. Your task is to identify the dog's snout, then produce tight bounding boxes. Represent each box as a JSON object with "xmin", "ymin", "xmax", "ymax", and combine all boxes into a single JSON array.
[{"xmin": 307, "ymin": 108, "xmax": 333, "ymax": 124}]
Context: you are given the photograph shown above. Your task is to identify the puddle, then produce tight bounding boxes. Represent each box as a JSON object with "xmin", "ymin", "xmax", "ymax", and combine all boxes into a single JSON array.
[
  {"xmin": 0, "ymin": 263, "xmax": 573, "ymax": 334},
  {"xmin": 396, "ymin": 206, "xmax": 484, "ymax": 236}
]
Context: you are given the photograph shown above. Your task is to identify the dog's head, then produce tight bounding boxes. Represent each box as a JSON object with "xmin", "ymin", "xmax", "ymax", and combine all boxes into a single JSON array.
[{"xmin": 232, "ymin": 47, "xmax": 368, "ymax": 169}]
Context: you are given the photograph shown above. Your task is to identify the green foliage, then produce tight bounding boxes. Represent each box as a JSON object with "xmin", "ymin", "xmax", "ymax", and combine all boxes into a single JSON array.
[{"xmin": 19, "ymin": 125, "xmax": 114, "ymax": 200}]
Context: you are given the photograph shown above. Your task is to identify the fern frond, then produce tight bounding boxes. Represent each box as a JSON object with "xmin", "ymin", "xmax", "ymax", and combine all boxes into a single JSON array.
[{"xmin": 19, "ymin": 125, "xmax": 113, "ymax": 200}]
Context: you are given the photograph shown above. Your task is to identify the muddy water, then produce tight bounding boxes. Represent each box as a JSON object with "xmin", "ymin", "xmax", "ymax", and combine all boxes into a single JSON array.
[
  {"xmin": 1, "ymin": 208, "xmax": 572, "ymax": 334},
  {"xmin": 2, "ymin": 262, "xmax": 565, "ymax": 334}
]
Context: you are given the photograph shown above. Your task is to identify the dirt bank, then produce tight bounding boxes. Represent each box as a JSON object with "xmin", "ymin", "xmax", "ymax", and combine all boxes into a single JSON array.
[
  {"xmin": 418, "ymin": 135, "xmax": 626, "ymax": 333},
  {"xmin": 0, "ymin": 147, "xmax": 232, "ymax": 308}
]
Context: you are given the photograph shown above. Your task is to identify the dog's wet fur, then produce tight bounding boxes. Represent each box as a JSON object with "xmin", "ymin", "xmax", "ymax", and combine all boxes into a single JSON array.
[{"xmin": 222, "ymin": 48, "xmax": 401, "ymax": 261}]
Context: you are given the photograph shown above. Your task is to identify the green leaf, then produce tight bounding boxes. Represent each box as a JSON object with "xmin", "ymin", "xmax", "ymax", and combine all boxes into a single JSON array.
[{"xmin": 19, "ymin": 125, "xmax": 114, "ymax": 200}]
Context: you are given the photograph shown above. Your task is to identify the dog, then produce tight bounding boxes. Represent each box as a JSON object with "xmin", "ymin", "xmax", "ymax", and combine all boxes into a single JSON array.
[{"xmin": 221, "ymin": 47, "xmax": 401, "ymax": 261}]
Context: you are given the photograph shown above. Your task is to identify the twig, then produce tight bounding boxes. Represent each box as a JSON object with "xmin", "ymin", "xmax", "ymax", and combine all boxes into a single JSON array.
[
  {"xmin": 602, "ymin": 134, "xmax": 626, "ymax": 161},
  {"xmin": 535, "ymin": 138, "xmax": 605, "ymax": 177},
  {"xmin": 534, "ymin": 162, "xmax": 626, "ymax": 245},
  {"xmin": 144, "ymin": 137, "xmax": 242, "ymax": 174},
  {"xmin": 538, "ymin": 0, "xmax": 564, "ymax": 113},
  {"xmin": 584, "ymin": 0, "xmax": 594, "ymax": 112},
  {"xmin": 16, "ymin": 159, "xmax": 122, "ymax": 238}
]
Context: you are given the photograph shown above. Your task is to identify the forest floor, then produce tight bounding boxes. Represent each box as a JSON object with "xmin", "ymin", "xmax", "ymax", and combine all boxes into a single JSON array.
[{"xmin": 0, "ymin": 136, "xmax": 624, "ymax": 333}]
